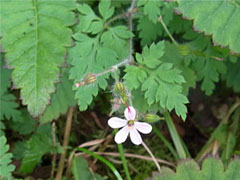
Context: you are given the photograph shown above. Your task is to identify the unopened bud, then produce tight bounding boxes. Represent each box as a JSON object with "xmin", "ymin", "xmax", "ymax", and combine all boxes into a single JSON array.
[
  {"xmin": 84, "ymin": 73, "xmax": 96, "ymax": 85},
  {"xmin": 114, "ymin": 82, "xmax": 125, "ymax": 94},
  {"xmin": 145, "ymin": 114, "xmax": 161, "ymax": 123},
  {"xmin": 178, "ymin": 44, "xmax": 192, "ymax": 56}
]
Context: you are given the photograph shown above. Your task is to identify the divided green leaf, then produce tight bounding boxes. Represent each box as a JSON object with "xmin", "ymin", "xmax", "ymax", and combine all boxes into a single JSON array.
[
  {"xmin": 69, "ymin": 3, "xmax": 133, "ymax": 111},
  {"xmin": 0, "ymin": 0, "xmax": 76, "ymax": 117},
  {"xmin": 138, "ymin": 0, "xmax": 162, "ymax": 23},
  {"xmin": 124, "ymin": 42, "xmax": 188, "ymax": 120},
  {"xmin": 0, "ymin": 136, "xmax": 15, "ymax": 178}
]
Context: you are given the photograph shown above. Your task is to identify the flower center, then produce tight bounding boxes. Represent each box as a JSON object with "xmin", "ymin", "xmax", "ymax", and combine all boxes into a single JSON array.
[{"xmin": 128, "ymin": 120, "xmax": 134, "ymax": 127}]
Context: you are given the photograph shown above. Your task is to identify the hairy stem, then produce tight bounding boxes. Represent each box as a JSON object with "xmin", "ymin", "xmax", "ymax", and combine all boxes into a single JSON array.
[
  {"xmin": 55, "ymin": 107, "xmax": 74, "ymax": 180},
  {"xmin": 142, "ymin": 141, "xmax": 161, "ymax": 173},
  {"xmin": 158, "ymin": 16, "xmax": 178, "ymax": 46}
]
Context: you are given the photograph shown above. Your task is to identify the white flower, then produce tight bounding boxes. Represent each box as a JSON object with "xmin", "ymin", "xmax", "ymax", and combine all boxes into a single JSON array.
[{"xmin": 108, "ymin": 106, "xmax": 152, "ymax": 145}]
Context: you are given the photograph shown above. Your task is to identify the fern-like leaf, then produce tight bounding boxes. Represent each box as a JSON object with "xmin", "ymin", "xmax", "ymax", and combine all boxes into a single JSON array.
[
  {"xmin": 177, "ymin": 0, "xmax": 240, "ymax": 53},
  {"xmin": 69, "ymin": 2, "xmax": 133, "ymax": 110},
  {"xmin": 0, "ymin": 57, "xmax": 22, "ymax": 127},
  {"xmin": 0, "ymin": 0, "xmax": 75, "ymax": 117},
  {"xmin": 0, "ymin": 136, "xmax": 15, "ymax": 178},
  {"xmin": 124, "ymin": 42, "xmax": 188, "ymax": 120}
]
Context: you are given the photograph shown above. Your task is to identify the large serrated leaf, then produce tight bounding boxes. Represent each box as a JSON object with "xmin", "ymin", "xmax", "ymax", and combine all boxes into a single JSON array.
[
  {"xmin": 177, "ymin": 0, "xmax": 240, "ymax": 53},
  {"xmin": 0, "ymin": 0, "xmax": 75, "ymax": 117},
  {"xmin": 40, "ymin": 69, "xmax": 76, "ymax": 124},
  {"xmin": 153, "ymin": 158, "xmax": 240, "ymax": 180}
]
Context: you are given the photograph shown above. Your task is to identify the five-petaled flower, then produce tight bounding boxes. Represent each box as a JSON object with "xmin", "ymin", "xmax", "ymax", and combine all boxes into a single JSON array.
[{"xmin": 108, "ymin": 106, "xmax": 152, "ymax": 145}]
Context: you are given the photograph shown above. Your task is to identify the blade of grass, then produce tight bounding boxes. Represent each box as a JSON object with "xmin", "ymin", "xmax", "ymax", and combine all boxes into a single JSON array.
[
  {"xmin": 152, "ymin": 125, "xmax": 178, "ymax": 160},
  {"xmin": 76, "ymin": 147, "xmax": 123, "ymax": 180},
  {"xmin": 118, "ymin": 144, "xmax": 131, "ymax": 180},
  {"xmin": 164, "ymin": 112, "xmax": 187, "ymax": 159}
]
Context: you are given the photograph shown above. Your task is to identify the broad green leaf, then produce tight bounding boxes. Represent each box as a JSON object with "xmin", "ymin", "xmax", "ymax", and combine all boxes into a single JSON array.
[
  {"xmin": 99, "ymin": 0, "xmax": 114, "ymax": 20},
  {"xmin": 72, "ymin": 156, "xmax": 105, "ymax": 180},
  {"xmin": 177, "ymin": 0, "xmax": 240, "ymax": 54},
  {"xmin": 0, "ymin": 0, "xmax": 75, "ymax": 117},
  {"xmin": 40, "ymin": 69, "xmax": 76, "ymax": 124},
  {"xmin": 153, "ymin": 158, "xmax": 240, "ymax": 180},
  {"xmin": 0, "ymin": 136, "xmax": 15, "ymax": 178},
  {"xmin": 224, "ymin": 158, "xmax": 240, "ymax": 180},
  {"xmin": 201, "ymin": 158, "xmax": 224, "ymax": 180}
]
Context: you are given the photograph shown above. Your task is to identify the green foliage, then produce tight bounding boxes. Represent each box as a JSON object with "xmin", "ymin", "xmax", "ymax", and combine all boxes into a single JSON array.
[
  {"xmin": 8, "ymin": 109, "xmax": 37, "ymax": 135},
  {"xmin": 124, "ymin": 42, "xmax": 188, "ymax": 120},
  {"xmin": 138, "ymin": 0, "xmax": 161, "ymax": 23},
  {"xmin": 0, "ymin": 59, "xmax": 22, "ymax": 123},
  {"xmin": 19, "ymin": 124, "xmax": 61, "ymax": 174},
  {"xmin": 40, "ymin": 69, "xmax": 76, "ymax": 124},
  {"xmin": 0, "ymin": 136, "xmax": 15, "ymax": 178},
  {"xmin": 72, "ymin": 156, "xmax": 104, "ymax": 180},
  {"xmin": 177, "ymin": 0, "xmax": 240, "ymax": 54},
  {"xmin": 0, "ymin": 0, "xmax": 75, "ymax": 117},
  {"xmin": 153, "ymin": 157, "xmax": 240, "ymax": 180},
  {"xmin": 224, "ymin": 60, "xmax": 240, "ymax": 92},
  {"xmin": 69, "ymin": 1, "xmax": 133, "ymax": 110}
]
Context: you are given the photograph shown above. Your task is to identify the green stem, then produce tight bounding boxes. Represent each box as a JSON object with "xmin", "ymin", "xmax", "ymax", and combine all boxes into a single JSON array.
[
  {"xmin": 158, "ymin": 16, "xmax": 178, "ymax": 47},
  {"xmin": 164, "ymin": 112, "xmax": 187, "ymax": 159},
  {"xmin": 153, "ymin": 125, "xmax": 178, "ymax": 160},
  {"xmin": 118, "ymin": 144, "xmax": 131, "ymax": 180}
]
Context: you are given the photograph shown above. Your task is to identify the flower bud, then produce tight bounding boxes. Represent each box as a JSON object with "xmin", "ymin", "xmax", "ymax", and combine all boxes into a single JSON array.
[
  {"xmin": 178, "ymin": 44, "xmax": 192, "ymax": 56},
  {"xmin": 84, "ymin": 73, "xmax": 96, "ymax": 85},
  {"xmin": 145, "ymin": 114, "xmax": 161, "ymax": 123},
  {"xmin": 114, "ymin": 82, "xmax": 125, "ymax": 94}
]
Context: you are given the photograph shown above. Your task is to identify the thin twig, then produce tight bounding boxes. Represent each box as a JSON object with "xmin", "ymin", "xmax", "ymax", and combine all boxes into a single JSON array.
[
  {"xmin": 142, "ymin": 141, "xmax": 161, "ymax": 172},
  {"xmin": 51, "ymin": 122, "xmax": 57, "ymax": 178},
  {"xmin": 128, "ymin": 0, "xmax": 137, "ymax": 63},
  {"xmin": 75, "ymin": 151, "xmax": 174, "ymax": 167},
  {"xmin": 55, "ymin": 107, "xmax": 74, "ymax": 180}
]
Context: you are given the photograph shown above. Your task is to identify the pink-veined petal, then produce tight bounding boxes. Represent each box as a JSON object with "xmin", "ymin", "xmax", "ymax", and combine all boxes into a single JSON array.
[
  {"xmin": 114, "ymin": 126, "xmax": 129, "ymax": 144},
  {"xmin": 134, "ymin": 122, "xmax": 152, "ymax": 134},
  {"xmin": 108, "ymin": 117, "xmax": 127, "ymax": 129},
  {"xmin": 129, "ymin": 126, "xmax": 142, "ymax": 145},
  {"xmin": 124, "ymin": 106, "xmax": 136, "ymax": 120}
]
